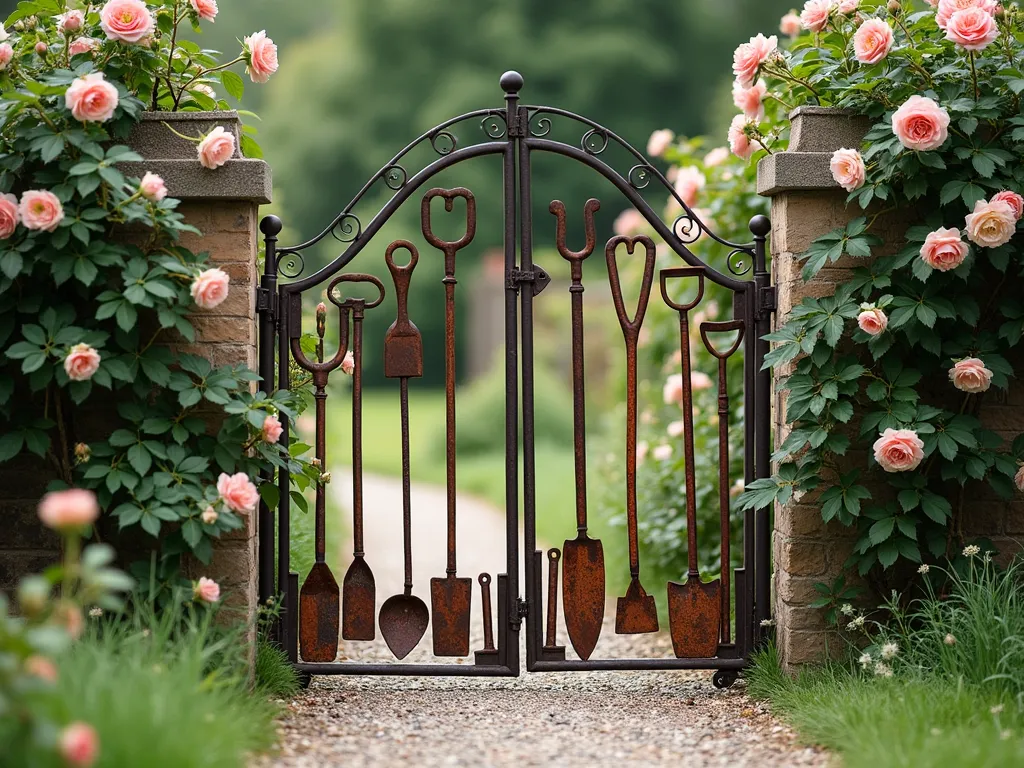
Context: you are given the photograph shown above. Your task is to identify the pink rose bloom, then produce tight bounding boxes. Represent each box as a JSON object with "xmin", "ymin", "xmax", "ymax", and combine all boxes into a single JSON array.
[
  {"xmin": 992, "ymin": 190, "xmax": 1024, "ymax": 220},
  {"xmin": 191, "ymin": 267, "xmax": 230, "ymax": 309},
  {"xmin": 217, "ymin": 471, "xmax": 259, "ymax": 513},
  {"xmin": 139, "ymin": 171, "xmax": 167, "ymax": 202},
  {"xmin": 732, "ymin": 33, "xmax": 778, "ymax": 87},
  {"xmin": 197, "ymin": 126, "xmax": 235, "ymax": 169},
  {"xmin": 780, "ymin": 13, "xmax": 802, "ymax": 37},
  {"xmin": 857, "ymin": 307, "xmax": 888, "ymax": 336},
  {"xmin": 69, "ymin": 37, "xmax": 101, "ymax": 57},
  {"xmin": 19, "ymin": 190, "xmax": 64, "ymax": 232},
  {"xmin": 613, "ymin": 209, "xmax": 646, "ymax": 236},
  {"xmin": 704, "ymin": 147, "xmax": 729, "ymax": 167},
  {"xmin": 25, "ymin": 655, "xmax": 58, "ymax": 682},
  {"xmin": 801, "ymin": 0, "xmax": 833, "ymax": 32},
  {"xmin": 830, "ymin": 148, "xmax": 866, "ymax": 192},
  {"xmin": 854, "ymin": 18, "xmax": 894, "ymax": 64},
  {"xmin": 663, "ymin": 373, "xmax": 683, "ymax": 405},
  {"xmin": 674, "ymin": 166, "xmax": 706, "ymax": 207},
  {"xmin": 1015, "ymin": 464, "xmax": 1024, "ymax": 492},
  {"xmin": 59, "ymin": 722, "xmax": 99, "ymax": 768},
  {"xmin": 190, "ymin": 0, "xmax": 218, "ymax": 22},
  {"xmin": 667, "ymin": 420, "xmax": 685, "ymax": 438},
  {"xmin": 965, "ymin": 198, "xmax": 1017, "ymax": 248},
  {"xmin": 636, "ymin": 441, "xmax": 649, "ymax": 463},
  {"xmin": 262, "ymin": 413, "xmax": 283, "ymax": 443},
  {"xmin": 946, "ymin": 7, "xmax": 999, "ymax": 50},
  {"xmin": 193, "ymin": 576, "xmax": 220, "ymax": 603},
  {"xmin": 728, "ymin": 114, "xmax": 755, "ymax": 160},
  {"xmin": 100, "ymin": 0, "xmax": 154, "ymax": 43},
  {"xmin": 646, "ymin": 129, "xmax": 674, "ymax": 157},
  {"xmin": 733, "ymin": 79, "xmax": 767, "ymax": 120},
  {"xmin": 341, "ymin": 350, "xmax": 355, "ymax": 375},
  {"xmin": 936, "ymin": 0, "xmax": 997, "ymax": 29},
  {"xmin": 38, "ymin": 488, "xmax": 99, "ymax": 530},
  {"xmin": 891, "ymin": 95, "xmax": 950, "ymax": 152},
  {"xmin": 949, "ymin": 357, "xmax": 993, "ymax": 393},
  {"xmin": 58, "ymin": 9, "xmax": 85, "ymax": 33},
  {"xmin": 64, "ymin": 343, "xmax": 101, "ymax": 381},
  {"xmin": 0, "ymin": 43, "xmax": 12, "ymax": 70},
  {"xmin": 838, "ymin": 0, "xmax": 859, "ymax": 11},
  {"xmin": 652, "ymin": 444, "xmax": 673, "ymax": 462},
  {"xmin": 920, "ymin": 227, "xmax": 968, "ymax": 270},
  {"xmin": 0, "ymin": 193, "xmax": 18, "ymax": 239},
  {"xmin": 691, "ymin": 370, "xmax": 713, "ymax": 390},
  {"xmin": 35, "ymin": 41, "xmax": 48, "ymax": 56},
  {"xmin": 65, "ymin": 72, "xmax": 119, "ymax": 123},
  {"xmin": 202, "ymin": 506, "xmax": 218, "ymax": 524},
  {"xmin": 244, "ymin": 30, "xmax": 279, "ymax": 83},
  {"xmin": 873, "ymin": 428, "xmax": 925, "ymax": 473}
]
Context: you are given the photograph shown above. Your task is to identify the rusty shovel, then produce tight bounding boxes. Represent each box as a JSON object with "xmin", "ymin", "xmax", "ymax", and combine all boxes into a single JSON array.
[
  {"xmin": 550, "ymin": 199, "xmax": 605, "ymax": 660},
  {"xmin": 423, "ymin": 188, "xmax": 476, "ymax": 657},
  {"xmin": 607, "ymin": 235, "xmax": 660, "ymax": 635},
  {"xmin": 661, "ymin": 267, "xmax": 720, "ymax": 659}
]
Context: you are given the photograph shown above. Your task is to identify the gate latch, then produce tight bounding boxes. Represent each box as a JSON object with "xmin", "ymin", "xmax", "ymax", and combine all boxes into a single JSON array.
[
  {"xmin": 757, "ymin": 285, "xmax": 776, "ymax": 319},
  {"xmin": 255, "ymin": 286, "xmax": 276, "ymax": 316},
  {"xmin": 507, "ymin": 268, "xmax": 551, "ymax": 296},
  {"xmin": 510, "ymin": 597, "xmax": 528, "ymax": 631}
]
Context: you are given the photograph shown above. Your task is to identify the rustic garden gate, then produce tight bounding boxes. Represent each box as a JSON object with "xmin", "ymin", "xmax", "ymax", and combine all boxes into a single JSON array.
[{"xmin": 256, "ymin": 72, "xmax": 773, "ymax": 687}]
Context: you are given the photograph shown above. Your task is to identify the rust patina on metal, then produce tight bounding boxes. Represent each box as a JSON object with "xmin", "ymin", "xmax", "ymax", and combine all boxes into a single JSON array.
[
  {"xmin": 475, "ymin": 573, "xmax": 499, "ymax": 664},
  {"xmin": 550, "ymin": 199, "xmax": 605, "ymax": 661},
  {"xmin": 607, "ymin": 235, "xmax": 660, "ymax": 636},
  {"xmin": 424, "ymin": 188, "xmax": 476, "ymax": 658},
  {"xmin": 543, "ymin": 548, "xmax": 566, "ymax": 657}
]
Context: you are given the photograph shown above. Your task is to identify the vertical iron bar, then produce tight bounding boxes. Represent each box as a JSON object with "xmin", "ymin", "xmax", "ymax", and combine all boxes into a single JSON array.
[
  {"xmin": 501, "ymin": 73, "xmax": 522, "ymax": 674},
  {"xmin": 278, "ymin": 288, "xmax": 295, "ymax": 662},
  {"xmin": 742, "ymin": 285, "xmax": 756, "ymax": 657},
  {"xmin": 257, "ymin": 217, "xmax": 281, "ymax": 615},
  {"xmin": 751, "ymin": 216, "xmax": 772, "ymax": 642}
]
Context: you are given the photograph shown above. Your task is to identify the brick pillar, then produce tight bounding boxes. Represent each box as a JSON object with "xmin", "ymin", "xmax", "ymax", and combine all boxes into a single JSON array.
[
  {"xmin": 124, "ymin": 112, "xmax": 271, "ymax": 625},
  {"xmin": 757, "ymin": 107, "xmax": 1024, "ymax": 671}
]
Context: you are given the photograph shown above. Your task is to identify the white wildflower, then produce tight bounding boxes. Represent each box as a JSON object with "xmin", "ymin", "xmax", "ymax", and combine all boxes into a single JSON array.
[
  {"xmin": 874, "ymin": 661, "xmax": 894, "ymax": 678},
  {"xmin": 944, "ymin": 633, "xmax": 956, "ymax": 646},
  {"xmin": 991, "ymin": 704, "xmax": 1005, "ymax": 715},
  {"xmin": 320, "ymin": 471, "xmax": 332, "ymax": 484},
  {"xmin": 840, "ymin": 603, "xmax": 855, "ymax": 616},
  {"xmin": 963, "ymin": 545, "xmax": 981, "ymax": 557},
  {"xmin": 918, "ymin": 564, "xmax": 930, "ymax": 574},
  {"xmin": 881, "ymin": 642, "xmax": 899, "ymax": 660},
  {"xmin": 849, "ymin": 615, "xmax": 866, "ymax": 629},
  {"xmin": 760, "ymin": 618, "xmax": 775, "ymax": 627},
  {"xmin": 858, "ymin": 652, "xmax": 873, "ymax": 668},
  {"xmin": 1001, "ymin": 730, "xmax": 1013, "ymax": 741},
  {"xmin": 88, "ymin": 607, "xmax": 102, "ymax": 618}
]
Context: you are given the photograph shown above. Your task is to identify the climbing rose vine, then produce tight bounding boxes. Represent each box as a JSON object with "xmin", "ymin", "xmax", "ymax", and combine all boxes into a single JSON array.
[
  {"xmin": 728, "ymin": 1, "xmax": 1024, "ymax": 584},
  {"xmin": 0, "ymin": 1, "xmax": 316, "ymax": 594}
]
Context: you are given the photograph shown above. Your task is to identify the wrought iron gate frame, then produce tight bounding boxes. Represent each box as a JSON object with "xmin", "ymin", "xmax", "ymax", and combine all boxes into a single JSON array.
[{"xmin": 256, "ymin": 71, "xmax": 774, "ymax": 682}]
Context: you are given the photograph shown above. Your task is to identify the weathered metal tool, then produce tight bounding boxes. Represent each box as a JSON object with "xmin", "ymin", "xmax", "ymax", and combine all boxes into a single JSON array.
[
  {"xmin": 607, "ymin": 234, "xmax": 660, "ymax": 635},
  {"xmin": 341, "ymin": 286, "xmax": 376, "ymax": 641},
  {"xmin": 661, "ymin": 267, "xmax": 720, "ymax": 658},
  {"xmin": 378, "ymin": 244, "xmax": 429, "ymax": 660},
  {"xmin": 423, "ymin": 188, "xmax": 476, "ymax": 657},
  {"xmin": 543, "ymin": 548, "xmax": 566, "ymax": 656},
  {"xmin": 474, "ymin": 573, "xmax": 499, "ymax": 664},
  {"xmin": 550, "ymin": 198, "xmax": 605, "ymax": 660}
]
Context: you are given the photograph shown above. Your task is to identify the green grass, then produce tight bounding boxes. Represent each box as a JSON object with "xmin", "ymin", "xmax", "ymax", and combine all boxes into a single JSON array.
[
  {"xmin": 254, "ymin": 633, "xmax": 301, "ymax": 697},
  {"xmin": 20, "ymin": 604, "xmax": 280, "ymax": 768},
  {"xmin": 747, "ymin": 644, "xmax": 1024, "ymax": 768}
]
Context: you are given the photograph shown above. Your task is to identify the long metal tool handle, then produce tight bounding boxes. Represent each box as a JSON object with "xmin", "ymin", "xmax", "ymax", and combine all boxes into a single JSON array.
[
  {"xmin": 400, "ymin": 376, "xmax": 413, "ymax": 595},
  {"xmin": 606, "ymin": 235, "xmax": 656, "ymax": 578},
  {"xmin": 352, "ymin": 303, "xmax": 365, "ymax": 558},
  {"xmin": 443, "ymin": 262, "xmax": 458, "ymax": 576},
  {"xmin": 479, "ymin": 573, "xmax": 495, "ymax": 651},
  {"xmin": 680, "ymin": 312, "xmax": 700, "ymax": 579},
  {"xmin": 716, "ymin": 355, "xmax": 731, "ymax": 643},
  {"xmin": 545, "ymin": 548, "xmax": 561, "ymax": 647}
]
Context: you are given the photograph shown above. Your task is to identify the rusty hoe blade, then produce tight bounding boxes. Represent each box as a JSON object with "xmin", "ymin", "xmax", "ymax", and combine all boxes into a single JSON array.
[
  {"xmin": 551, "ymin": 199, "xmax": 606, "ymax": 661},
  {"xmin": 475, "ymin": 573, "xmax": 499, "ymax": 663},
  {"xmin": 423, "ymin": 188, "xmax": 476, "ymax": 657},
  {"xmin": 543, "ymin": 548, "xmax": 566, "ymax": 655},
  {"xmin": 383, "ymin": 241, "xmax": 424, "ymax": 379},
  {"xmin": 379, "ymin": 247, "xmax": 429, "ymax": 661},
  {"xmin": 342, "ymin": 298, "xmax": 376, "ymax": 641},
  {"xmin": 607, "ymin": 235, "xmax": 659, "ymax": 635}
]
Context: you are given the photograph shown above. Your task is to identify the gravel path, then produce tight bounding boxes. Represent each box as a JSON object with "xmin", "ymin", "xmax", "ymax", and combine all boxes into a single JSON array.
[{"xmin": 257, "ymin": 471, "xmax": 827, "ymax": 767}]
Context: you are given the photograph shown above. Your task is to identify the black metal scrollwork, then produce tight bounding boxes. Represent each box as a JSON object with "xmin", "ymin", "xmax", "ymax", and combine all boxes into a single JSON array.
[
  {"xmin": 331, "ymin": 213, "xmax": 362, "ymax": 244},
  {"xmin": 383, "ymin": 164, "xmax": 408, "ymax": 190},
  {"xmin": 727, "ymin": 248, "xmax": 754, "ymax": 277},
  {"xmin": 429, "ymin": 129, "xmax": 458, "ymax": 155},
  {"xmin": 627, "ymin": 164, "xmax": 653, "ymax": 190},
  {"xmin": 277, "ymin": 252, "xmax": 305, "ymax": 279},
  {"xmin": 672, "ymin": 213, "xmax": 704, "ymax": 245},
  {"xmin": 581, "ymin": 127, "xmax": 609, "ymax": 155},
  {"xmin": 481, "ymin": 114, "xmax": 507, "ymax": 139}
]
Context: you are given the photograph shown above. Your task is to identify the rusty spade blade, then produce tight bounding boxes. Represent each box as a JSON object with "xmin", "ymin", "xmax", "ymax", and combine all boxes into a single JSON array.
[
  {"xmin": 667, "ymin": 577, "xmax": 720, "ymax": 658},
  {"xmin": 607, "ymin": 234, "xmax": 659, "ymax": 635},
  {"xmin": 423, "ymin": 188, "xmax": 476, "ymax": 657},
  {"xmin": 551, "ymin": 199, "xmax": 606, "ymax": 660}
]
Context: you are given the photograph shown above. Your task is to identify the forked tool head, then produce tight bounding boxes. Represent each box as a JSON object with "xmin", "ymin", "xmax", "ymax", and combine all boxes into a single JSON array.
[
  {"xmin": 421, "ymin": 187, "xmax": 477, "ymax": 267},
  {"xmin": 550, "ymin": 198, "xmax": 601, "ymax": 264}
]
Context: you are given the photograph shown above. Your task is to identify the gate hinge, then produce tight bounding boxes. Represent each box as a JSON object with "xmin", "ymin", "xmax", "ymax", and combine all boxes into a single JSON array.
[
  {"xmin": 508, "ymin": 106, "xmax": 528, "ymax": 138},
  {"xmin": 510, "ymin": 597, "xmax": 528, "ymax": 631},
  {"xmin": 507, "ymin": 268, "xmax": 551, "ymax": 296},
  {"xmin": 256, "ymin": 286, "xmax": 276, "ymax": 317},
  {"xmin": 757, "ymin": 286, "xmax": 776, "ymax": 319}
]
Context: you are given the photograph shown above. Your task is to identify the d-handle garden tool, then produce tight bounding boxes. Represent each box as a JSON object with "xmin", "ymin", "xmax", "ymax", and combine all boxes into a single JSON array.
[
  {"xmin": 660, "ymin": 266, "xmax": 720, "ymax": 659},
  {"xmin": 607, "ymin": 234, "xmax": 660, "ymax": 635},
  {"xmin": 549, "ymin": 199, "xmax": 606, "ymax": 660},
  {"xmin": 423, "ymin": 187, "xmax": 476, "ymax": 657},
  {"xmin": 378, "ymin": 241, "xmax": 430, "ymax": 660}
]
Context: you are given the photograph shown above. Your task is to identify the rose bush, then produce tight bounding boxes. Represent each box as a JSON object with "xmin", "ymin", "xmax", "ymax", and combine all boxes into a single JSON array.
[
  {"xmin": 0, "ymin": 2, "xmax": 317, "ymax": 596},
  {"xmin": 725, "ymin": 1, "xmax": 1024, "ymax": 592}
]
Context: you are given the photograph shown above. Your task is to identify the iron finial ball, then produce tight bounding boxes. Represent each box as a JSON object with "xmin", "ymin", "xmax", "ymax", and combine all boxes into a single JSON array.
[
  {"xmin": 260, "ymin": 214, "xmax": 283, "ymax": 237},
  {"xmin": 500, "ymin": 70, "xmax": 524, "ymax": 95},
  {"xmin": 749, "ymin": 214, "xmax": 771, "ymax": 238}
]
